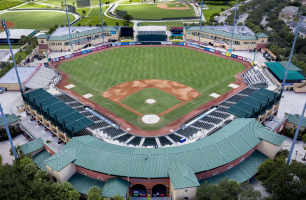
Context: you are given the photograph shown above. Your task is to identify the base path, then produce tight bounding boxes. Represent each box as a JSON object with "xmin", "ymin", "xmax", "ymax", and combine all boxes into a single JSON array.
[
  {"xmin": 51, "ymin": 45, "xmax": 252, "ymax": 137},
  {"xmin": 0, "ymin": 21, "xmax": 14, "ymax": 30},
  {"xmin": 157, "ymin": 4, "xmax": 190, "ymax": 10}
]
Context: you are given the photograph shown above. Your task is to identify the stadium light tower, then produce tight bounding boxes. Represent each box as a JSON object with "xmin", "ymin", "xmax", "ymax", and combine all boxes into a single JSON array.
[
  {"xmin": 64, "ymin": 0, "xmax": 74, "ymax": 52},
  {"xmin": 286, "ymin": 102, "xmax": 306, "ymax": 165},
  {"xmin": 0, "ymin": 104, "xmax": 18, "ymax": 159},
  {"xmin": 230, "ymin": 0, "xmax": 238, "ymax": 52},
  {"xmin": 99, "ymin": 0, "xmax": 105, "ymax": 44},
  {"xmin": 198, "ymin": 0, "xmax": 204, "ymax": 42},
  {"xmin": 280, "ymin": 17, "xmax": 302, "ymax": 95},
  {"xmin": 1, "ymin": 20, "xmax": 23, "ymax": 95}
]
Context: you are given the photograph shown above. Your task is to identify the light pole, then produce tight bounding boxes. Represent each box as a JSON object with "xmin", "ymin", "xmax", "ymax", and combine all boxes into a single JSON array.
[
  {"xmin": 281, "ymin": 17, "xmax": 302, "ymax": 96},
  {"xmin": 64, "ymin": 0, "xmax": 74, "ymax": 52},
  {"xmin": 99, "ymin": 0, "xmax": 105, "ymax": 44},
  {"xmin": 230, "ymin": 0, "xmax": 238, "ymax": 52},
  {"xmin": 1, "ymin": 20, "xmax": 23, "ymax": 95},
  {"xmin": 198, "ymin": 0, "xmax": 204, "ymax": 42},
  {"xmin": 0, "ymin": 104, "xmax": 18, "ymax": 159}
]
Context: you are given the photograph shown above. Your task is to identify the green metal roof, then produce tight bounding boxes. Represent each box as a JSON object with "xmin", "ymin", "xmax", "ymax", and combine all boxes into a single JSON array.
[
  {"xmin": 102, "ymin": 177, "xmax": 130, "ymax": 198},
  {"xmin": 20, "ymin": 137, "xmax": 44, "ymax": 154},
  {"xmin": 287, "ymin": 114, "xmax": 306, "ymax": 127},
  {"xmin": 43, "ymin": 148, "xmax": 76, "ymax": 171},
  {"xmin": 68, "ymin": 172, "xmax": 105, "ymax": 195},
  {"xmin": 255, "ymin": 33, "xmax": 269, "ymax": 38},
  {"xmin": 279, "ymin": 61, "xmax": 303, "ymax": 71},
  {"xmin": 185, "ymin": 26, "xmax": 258, "ymax": 40},
  {"xmin": 0, "ymin": 113, "xmax": 19, "ymax": 127},
  {"xmin": 33, "ymin": 149, "xmax": 52, "ymax": 172},
  {"xmin": 265, "ymin": 62, "xmax": 305, "ymax": 81},
  {"xmin": 199, "ymin": 150, "xmax": 268, "ymax": 184},
  {"xmin": 23, "ymin": 89, "xmax": 94, "ymax": 138},
  {"xmin": 36, "ymin": 34, "xmax": 50, "ymax": 39},
  {"xmin": 47, "ymin": 118, "xmax": 282, "ymax": 178},
  {"xmin": 257, "ymin": 128, "xmax": 287, "ymax": 146},
  {"xmin": 48, "ymin": 27, "xmax": 119, "ymax": 41},
  {"xmin": 227, "ymin": 88, "xmax": 281, "ymax": 118},
  {"xmin": 169, "ymin": 162, "xmax": 200, "ymax": 190}
]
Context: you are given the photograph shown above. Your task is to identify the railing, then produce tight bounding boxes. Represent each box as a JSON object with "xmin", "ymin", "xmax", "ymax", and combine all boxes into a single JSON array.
[{"xmin": 19, "ymin": 124, "xmax": 36, "ymax": 140}]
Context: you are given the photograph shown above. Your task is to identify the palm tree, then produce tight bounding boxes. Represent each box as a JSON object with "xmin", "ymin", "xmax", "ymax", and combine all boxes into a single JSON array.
[{"xmin": 302, "ymin": 134, "xmax": 306, "ymax": 161}]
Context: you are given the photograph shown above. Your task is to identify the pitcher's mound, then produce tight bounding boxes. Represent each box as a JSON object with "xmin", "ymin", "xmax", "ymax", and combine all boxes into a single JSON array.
[{"xmin": 0, "ymin": 21, "xmax": 15, "ymax": 30}]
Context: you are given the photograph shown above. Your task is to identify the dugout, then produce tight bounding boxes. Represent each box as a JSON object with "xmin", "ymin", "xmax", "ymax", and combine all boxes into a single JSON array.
[{"xmin": 137, "ymin": 26, "xmax": 167, "ymax": 43}]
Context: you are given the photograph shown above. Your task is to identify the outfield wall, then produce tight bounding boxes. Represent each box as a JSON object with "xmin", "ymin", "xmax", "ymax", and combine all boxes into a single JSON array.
[{"xmin": 50, "ymin": 41, "xmax": 253, "ymax": 64}]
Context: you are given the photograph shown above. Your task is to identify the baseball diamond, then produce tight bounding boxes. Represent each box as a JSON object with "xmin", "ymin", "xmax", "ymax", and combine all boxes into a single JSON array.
[{"xmin": 55, "ymin": 46, "xmax": 246, "ymax": 130}]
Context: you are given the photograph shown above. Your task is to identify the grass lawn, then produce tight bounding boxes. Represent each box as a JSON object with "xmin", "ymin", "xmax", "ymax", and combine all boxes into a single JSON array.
[
  {"xmin": 167, "ymin": 3, "xmax": 187, "ymax": 8},
  {"xmin": 0, "ymin": 1, "xmax": 23, "ymax": 10},
  {"xmin": 0, "ymin": 11, "xmax": 75, "ymax": 30},
  {"xmin": 121, "ymin": 88, "xmax": 182, "ymax": 115},
  {"xmin": 16, "ymin": 3, "xmax": 54, "ymax": 9},
  {"xmin": 8, "ymin": 50, "xmax": 30, "ymax": 61},
  {"xmin": 58, "ymin": 47, "xmax": 245, "ymax": 130},
  {"xmin": 74, "ymin": 6, "xmax": 134, "ymax": 27},
  {"xmin": 116, "ymin": 4, "xmax": 195, "ymax": 19},
  {"xmin": 0, "ymin": 45, "xmax": 21, "ymax": 49},
  {"xmin": 203, "ymin": 3, "xmax": 230, "ymax": 21}
]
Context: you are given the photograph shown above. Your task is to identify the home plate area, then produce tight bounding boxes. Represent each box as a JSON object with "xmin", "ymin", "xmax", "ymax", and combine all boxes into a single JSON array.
[
  {"xmin": 83, "ymin": 93, "xmax": 93, "ymax": 98},
  {"xmin": 209, "ymin": 93, "xmax": 220, "ymax": 98}
]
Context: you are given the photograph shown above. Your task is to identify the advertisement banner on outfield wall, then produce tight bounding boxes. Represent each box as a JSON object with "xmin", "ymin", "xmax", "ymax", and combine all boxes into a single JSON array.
[
  {"xmin": 237, "ymin": 56, "xmax": 243, "ymax": 60},
  {"xmin": 107, "ymin": 44, "xmax": 112, "ymax": 47},
  {"xmin": 73, "ymin": 52, "xmax": 82, "ymax": 57},
  {"xmin": 204, "ymin": 47, "xmax": 211, "ymax": 51},
  {"xmin": 129, "ymin": 42, "xmax": 135, "ymax": 45},
  {"xmin": 81, "ymin": 50, "xmax": 87, "ymax": 54},
  {"xmin": 121, "ymin": 42, "xmax": 129, "ymax": 45},
  {"xmin": 96, "ymin": 45, "xmax": 107, "ymax": 50},
  {"xmin": 209, "ymin": 48, "xmax": 215, "ymax": 53},
  {"xmin": 59, "ymin": 56, "xmax": 65, "ymax": 61},
  {"xmin": 221, "ymin": 51, "xmax": 226, "ymax": 55},
  {"xmin": 166, "ymin": 42, "xmax": 172, "ymax": 45},
  {"xmin": 53, "ymin": 57, "xmax": 59, "ymax": 62},
  {"xmin": 49, "ymin": 59, "xmax": 53, "ymax": 64},
  {"xmin": 231, "ymin": 54, "xmax": 238, "ymax": 59},
  {"xmin": 178, "ymin": 42, "xmax": 184, "ymax": 46},
  {"xmin": 112, "ymin": 43, "xmax": 118, "ymax": 46},
  {"xmin": 161, "ymin": 42, "xmax": 166, "ymax": 45},
  {"xmin": 92, "ymin": 47, "xmax": 98, "ymax": 52},
  {"xmin": 225, "ymin": 53, "xmax": 231, "ymax": 57},
  {"xmin": 65, "ymin": 54, "xmax": 71, "ymax": 59},
  {"xmin": 172, "ymin": 42, "xmax": 178, "ymax": 45},
  {"xmin": 135, "ymin": 42, "xmax": 142, "ymax": 45},
  {"xmin": 243, "ymin": 57, "xmax": 249, "ymax": 61},
  {"xmin": 215, "ymin": 50, "xmax": 220, "ymax": 54}
]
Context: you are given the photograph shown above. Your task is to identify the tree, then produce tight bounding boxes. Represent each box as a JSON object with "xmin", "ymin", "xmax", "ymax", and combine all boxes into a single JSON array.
[
  {"xmin": 72, "ymin": 2, "xmax": 75, "ymax": 6},
  {"xmin": 113, "ymin": 194, "xmax": 124, "ymax": 200},
  {"xmin": 239, "ymin": 183, "xmax": 262, "ymax": 200},
  {"xmin": 25, "ymin": 47, "xmax": 32, "ymax": 55},
  {"xmin": 10, "ymin": 145, "xmax": 22, "ymax": 157},
  {"xmin": 116, "ymin": 22, "xmax": 119, "ymax": 26},
  {"xmin": 103, "ymin": 22, "xmax": 107, "ymax": 26},
  {"xmin": 52, "ymin": 182, "xmax": 80, "ymax": 200},
  {"xmin": 77, "ymin": 23, "xmax": 81, "ymax": 27},
  {"xmin": 281, "ymin": 14, "xmax": 285, "ymax": 18},
  {"xmin": 88, "ymin": 186, "xmax": 102, "ymax": 200},
  {"xmin": 257, "ymin": 157, "xmax": 306, "ymax": 200},
  {"xmin": 61, "ymin": 1, "xmax": 64, "ymax": 7},
  {"xmin": 123, "ymin": 14, "xmax": 133, "ymax": 24},
  {"xmin": 237, "ymin": 22, "xmax": 243, "ymax": 26},
  {"xmin": 82, "ymin": 10, "xmax": 86, "ymax": 17}
]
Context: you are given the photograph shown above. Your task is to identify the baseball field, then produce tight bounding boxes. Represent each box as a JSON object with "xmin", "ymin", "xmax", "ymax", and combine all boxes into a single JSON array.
[
  {"xmin": 57, "ymin": 47, "xmax": 245, "ymax": 130},
  {"xmin": 0, "ymin": 11, "xmax": 75, "ymax": 30}
]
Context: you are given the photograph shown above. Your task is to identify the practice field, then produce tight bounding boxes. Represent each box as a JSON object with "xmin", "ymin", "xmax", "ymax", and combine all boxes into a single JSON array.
[
  {"xmin": 167, "ymin": 3, "xmax": 187, "ymax": 8},
  {"xmin": 203, "ymin": 4, "xmax": 230, "ymax": 21},
  {"xmin": 121, "ymin": 88, "xmax": 182, "ymax": 115},
  {"xmin": 41, "ymin": 0, "xmax": 116, "ymax": 7},
  {"xmin": 115, "ymin": 4, "xmax": 195, "ymax": 19},
  {"xmin": 0, "ymin": 11, "xmax": 75, "ymax": 30},
  {"xmin": 57, "ymin": 47, "xmax": 245, "ymax": 130}
]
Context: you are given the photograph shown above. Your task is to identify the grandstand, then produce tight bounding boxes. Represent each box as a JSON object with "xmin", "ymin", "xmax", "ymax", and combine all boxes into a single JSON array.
[
  {"xmin": 241, "ymin": 67, "xmax": 270, "ymax": 89},
  {"xmin": 25, "ymin": 66, "xmax": 60, "ymax": 90}
]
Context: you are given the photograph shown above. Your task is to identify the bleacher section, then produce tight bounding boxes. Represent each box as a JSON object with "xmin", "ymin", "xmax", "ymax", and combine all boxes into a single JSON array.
[
  {"xmin": 25, "ymin": 66, "xmax": 60, "ymax": 89},
  {"xmin": 242, "ymin": 67, "xmax": 269, "ymax": 88}
]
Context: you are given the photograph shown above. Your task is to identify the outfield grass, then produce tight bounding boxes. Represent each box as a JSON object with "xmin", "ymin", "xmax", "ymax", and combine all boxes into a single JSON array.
[
  {"xmin": 0, "ymin": 1, "xmax": 23, "ymax": 10},
  {"xmin": 116, "ymin": 4, "xmax": 195, "ymax": 19},
  {"xmin": 58, "ymin": 47, "xmax": 245, "ymax": 130},
  {"xmin": 0, "ymin": 11, "xmax": 75, "ymax": 30},
  {"xmin": 74, "ymin": 6, "xmax": 134, "ymax": 27},
  {"xmin": 121, "ymin": 88, "xmax": 182, "ymax": 115},
  {"xmin": 139, "ymin": 21, "xmax": 200, "ymax": 30},
  {"xmin": 203, "ymin": 3, "xmax": 230, "ymax": 21},
  {"xmin": 17, "ymin": 3, "xmax": 54, "ymax": 9}
]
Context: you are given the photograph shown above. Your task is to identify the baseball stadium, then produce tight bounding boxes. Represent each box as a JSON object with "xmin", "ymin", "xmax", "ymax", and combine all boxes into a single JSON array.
[{"xmin": 19, "ymin": 39, "xmax": 288, "ymax": 200}]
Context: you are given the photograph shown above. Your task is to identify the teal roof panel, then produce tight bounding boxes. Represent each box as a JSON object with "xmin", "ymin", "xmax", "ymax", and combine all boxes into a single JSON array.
[
  {"xmin": 0, "ymin": 113, "xmax": 19, "ymax": 127},
  {"xmin": 287, "ymin": 113, "xmax": 306, "ymax": 127},
  {"xmin": 44, "ymin": 148, "xmax": 76, "ymax": 171},
  {"xmin": 265, "ymin": 62, "xmax": 305, "ymax": 81},
  {"xmin": 102, "ymin": 177, "xmax": 130, "ymax": 198},
  {"xmin": 20, "ymin": 137, "xmax": 44, "ymax": 154},
  {"xmin": 33, "ymin": 149, "xmax": 52, "ymax": 172},
  {"xmin": 257, "ymin": 128, "xmax": 287, "ymax": 146},
  {"xmin": 68, "ymin": 172, "xmax": 105, "ymax": 195}
]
